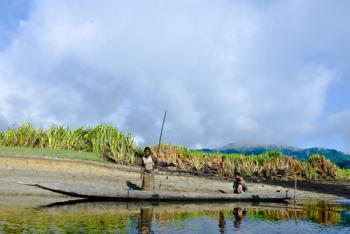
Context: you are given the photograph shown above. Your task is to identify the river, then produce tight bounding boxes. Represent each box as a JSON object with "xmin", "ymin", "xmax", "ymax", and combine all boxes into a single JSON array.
[{"xmin": 1, "ymin": 196, "xmax": 350, "ymax": 233}]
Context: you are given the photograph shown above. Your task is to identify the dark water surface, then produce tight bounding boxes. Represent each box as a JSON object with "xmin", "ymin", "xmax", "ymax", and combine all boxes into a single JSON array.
[{"xmin": 1, "ymin": 196, "xmax": 350, "ymax": 233}]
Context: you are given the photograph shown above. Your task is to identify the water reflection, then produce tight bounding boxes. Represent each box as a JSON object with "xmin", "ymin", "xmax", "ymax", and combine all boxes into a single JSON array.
[
  {"xmin": 218, "ymin": 211, "xmax": 226, "ymax": 233},
  {"xmin": 233, "ymin": 208, "xmax": 247, "ymax": 229},
  {"xmin": 0, "ymin": 197, "xmax": 350, "ymax": 233},
  {"xmin": 138, "ymin": 208, "xmax": 153, "ymax": 234}
]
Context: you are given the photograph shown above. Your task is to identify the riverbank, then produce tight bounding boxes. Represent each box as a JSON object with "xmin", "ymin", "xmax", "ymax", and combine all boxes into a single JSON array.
[{"xmin": 1, "ymin": 154, "xmax": 347, "ymax": 204}]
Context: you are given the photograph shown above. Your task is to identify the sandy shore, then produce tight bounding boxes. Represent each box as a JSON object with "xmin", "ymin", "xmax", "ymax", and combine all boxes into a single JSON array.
[{"xmin": 0, "ymin": 154, "xmax": 345, "ymax": 204}]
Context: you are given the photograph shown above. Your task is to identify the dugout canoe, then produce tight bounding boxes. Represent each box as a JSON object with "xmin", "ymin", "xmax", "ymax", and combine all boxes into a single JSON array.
[{"xmin": 19, "ymin": 182, "xmax": 291, "ymax": 202}]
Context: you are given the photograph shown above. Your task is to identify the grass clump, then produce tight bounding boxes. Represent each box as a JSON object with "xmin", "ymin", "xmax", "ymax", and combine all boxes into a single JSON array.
[{"xmin": 307, "ymin": 154, "xmax": 337, "ymax": 178}]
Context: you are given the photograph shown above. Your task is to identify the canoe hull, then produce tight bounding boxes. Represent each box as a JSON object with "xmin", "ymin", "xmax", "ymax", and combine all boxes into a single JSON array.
[{"xmin": 20, "ymin": 182, "xmax": 291, "ymax": 202}]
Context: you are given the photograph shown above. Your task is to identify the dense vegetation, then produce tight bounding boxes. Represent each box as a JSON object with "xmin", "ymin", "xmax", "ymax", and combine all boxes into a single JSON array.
[
  {"xmin": 0, "ymin": 123, "xmax": 348, "ymax": 180},
  {"xmin": 0, "ymin": 123, "xmax": 135, "ymax": 164},
  {"xmin": 150, "ymin": 144, "xmax": 340, "ymax": 180},
  {"xmin": 205, "ymin": 144, "xmax": 350, "ymax": 168}
]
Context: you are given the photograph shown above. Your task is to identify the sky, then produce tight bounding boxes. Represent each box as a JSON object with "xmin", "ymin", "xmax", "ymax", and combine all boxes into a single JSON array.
[{"xmin": 0, "ymin": 0, "xmax": 349, "ymax": 152}]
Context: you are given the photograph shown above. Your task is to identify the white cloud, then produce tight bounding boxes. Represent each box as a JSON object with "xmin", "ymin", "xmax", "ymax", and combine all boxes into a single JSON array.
[
  {"xmin": 0, "ymin": 0, "xmax": 349, "ymax": 150},
  {"xmin": 314, "ymin": 111, "xmax": 350, "ymax": 153}
]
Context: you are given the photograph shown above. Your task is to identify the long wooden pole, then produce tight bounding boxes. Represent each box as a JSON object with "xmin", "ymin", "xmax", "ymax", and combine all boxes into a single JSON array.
[
  {"xmin": 157, "ymin": 110, "xmax": 167, "ymax": 155},
  {"xmin": 294, "ymin": 175, "xmax": 297, "ymax": 201}
]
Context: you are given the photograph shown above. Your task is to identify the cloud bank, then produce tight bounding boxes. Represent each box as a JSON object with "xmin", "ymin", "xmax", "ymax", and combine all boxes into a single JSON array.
[{"xmin": 0, "ymin": 0, "xmax": 349, "ymax": 151}]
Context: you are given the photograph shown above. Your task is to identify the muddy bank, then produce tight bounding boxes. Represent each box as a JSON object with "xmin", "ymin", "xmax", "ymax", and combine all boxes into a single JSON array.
[
  {"xmin": 259, "ymin": 179, "xmax": 350, "ymax": 199},
  {"xmin": 0, "ymin": 154, "xmax": 345, "ymax": 203}
]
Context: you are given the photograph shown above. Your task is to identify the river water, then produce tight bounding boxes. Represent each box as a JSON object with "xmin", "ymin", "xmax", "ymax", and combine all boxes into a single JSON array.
[{"xmin": 1, "ymin": 196, "xmax": 350, "ymax": 233}]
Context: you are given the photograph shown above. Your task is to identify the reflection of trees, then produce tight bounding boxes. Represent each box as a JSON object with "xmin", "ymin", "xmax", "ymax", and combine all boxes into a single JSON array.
[
  {"xmin": 305, "ymin": 202, "xmax": 342, "ymax": 225},
  {"xmin": 138, "ymin": 208, "xmax": 153, "ymax": 234},
  {"xmin": 247, "ymin": 202, "xmax": 341, "ymax": 225},
  {"xmin": 0, "ymin": 201, "xmax": 345, "ymax": 233},
  {"xmin": 0, "ymin": 207, "xmax": 131, "ymax": 233}
]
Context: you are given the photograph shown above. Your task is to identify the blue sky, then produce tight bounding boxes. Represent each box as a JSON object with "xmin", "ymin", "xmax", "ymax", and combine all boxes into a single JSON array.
[
  {"xmin": 0, "ymin": 0, "xmax": 349, "ymax": 152},
  {"xmin": 0, "ymin": 0, "xmax": 31, "ymax": 49}
]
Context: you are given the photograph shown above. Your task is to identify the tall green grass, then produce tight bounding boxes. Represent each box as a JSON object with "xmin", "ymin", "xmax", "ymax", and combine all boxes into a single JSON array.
[
  {"xmin": 0, "ymin": 123, "xmax": 135, "ymax": 164},
  {"xmin": 338, "ymin": 168, "xmax": 350, "ymax": 178},
  {"xmin": 0, "ymin": 123, "xmax": 345, "ymax": 180},
  {"xmin": 152, "ymin": 144, "xmax": 341, "ymax": 180}
]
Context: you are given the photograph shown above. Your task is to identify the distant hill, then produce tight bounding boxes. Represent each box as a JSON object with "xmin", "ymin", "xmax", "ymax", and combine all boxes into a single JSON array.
[{"xmin": 201, "ymin": 144, "xmax": 350, "ymax": 168}]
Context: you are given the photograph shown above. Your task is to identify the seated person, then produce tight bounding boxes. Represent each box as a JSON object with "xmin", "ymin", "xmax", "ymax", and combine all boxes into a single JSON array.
[{"xmin": 233, "ymin": 172, "xmax": 248, "ymax": 194}]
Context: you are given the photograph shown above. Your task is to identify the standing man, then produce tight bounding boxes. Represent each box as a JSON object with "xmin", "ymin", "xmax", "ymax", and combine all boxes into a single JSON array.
[
  {"xmin": 219, "ymin": 156, "xmax": 227, "ymax": 180},
  {"xmin": 140, "ymin": 147, "xmax": 157, "ymax": 191}
]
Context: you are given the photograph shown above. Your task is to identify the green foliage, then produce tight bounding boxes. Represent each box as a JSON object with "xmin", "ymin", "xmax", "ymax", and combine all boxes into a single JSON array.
[
  {"xmin": 0, "ymin": 123, "xmax": 134, "ymax": 163},
  {"xmin": 213, "ymin": 145, "xmax": 350, "ymax": 168},
  {"xmin": 0, "ymin": 123, "xmax": 347, "ymax": 181},
  {"xmin": 337, "ymin": 168, "xmax": 350, "ymax": 178},
  {"xmin": 85, "ymin": 124, "xmax": 135, "ymax": 164},
  {"xmin": 0, "ymin": 146, "xmax": 103, "ymax": 161},
  {"xmin": 304, "ymin": 167, "xmax": 319, "ymax": 180},
  {"xmin": 308, "ymin": 154, "xmax": 338, "ymax": 179},
  {"xmin": 153, "ymin": 144, "xmax": 342, "ymax": 180}
]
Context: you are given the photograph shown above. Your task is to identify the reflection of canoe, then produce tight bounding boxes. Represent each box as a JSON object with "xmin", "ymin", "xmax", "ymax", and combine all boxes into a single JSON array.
[
  {"xmin": 19, "ymin": 182, "xmax": 291, "ymax": 202},
  {"xmin": 40, "ymin": 200, "xmax": 296, "ymax": 211}
]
